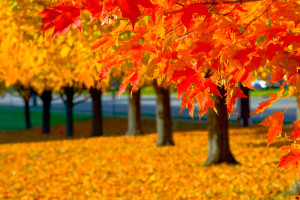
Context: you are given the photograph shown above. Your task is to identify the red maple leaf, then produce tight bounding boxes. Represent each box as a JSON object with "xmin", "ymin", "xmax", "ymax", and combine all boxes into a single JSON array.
[
  {"xmin": 266, "ymin": 66, "xmax": 284, "ymax": 86},
  {"xmin": 280, "ymin": 33, "xmax": 300, "ymax": 47},
  {"xmin": 291, "ymin": 121, "xmax": 300, "ymax": 140},
  {"xmin": 191, "ymin": 42, "xmax": 213, "ymax": 56},
  {"xmin": 259, "ymin": 111, "xmax": 284, "ymax": 147},
  {"xmin": 245, "ymin": 56, "xmax": 262, "ymax": 72},
  {"xmin": 232, "ymin": 48, "xmax": 255, "ymax": 66},
  {"xmin": 80, "ymin": 0, "xmax": 102, "ymax": 18},
  {"xmin": 265, "ymin": 43, "xmax": 284, "ymax": 60},
  {"xmin": 178, "ymin": 3, "xmax": 210, "ymax": 29},
  {"xmin": 118, "ymin": 70, "xmax": 139, "ymax": 98},
  {"xmin": 39, "ymin": 1, "xmax": 81, "ymax": 37},
  {"xmin": 119, "ymin": 0, "xmax": 155, "ymax": 28},
  {"xmin": 278, "ymin": 144, "xmax": 300, "ymax": 170},
  {"xmin": 251, "ymin": 89, "xmax": 284, "ymax": 115},
  {"xmin": 227, "ymin": 87, "xmax": 247, "ymax": 116}
]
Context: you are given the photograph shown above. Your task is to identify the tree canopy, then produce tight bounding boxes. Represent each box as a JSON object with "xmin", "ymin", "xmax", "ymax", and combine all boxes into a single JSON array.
[{"xmin": 38, "ymin": 0, "xmax": 300, "ymax": 174}]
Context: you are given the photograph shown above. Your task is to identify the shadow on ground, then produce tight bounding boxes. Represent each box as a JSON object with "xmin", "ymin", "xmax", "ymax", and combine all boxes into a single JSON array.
[{"xmin": 0, "ymin": 117, "xmax": 212, "ymax": 145}]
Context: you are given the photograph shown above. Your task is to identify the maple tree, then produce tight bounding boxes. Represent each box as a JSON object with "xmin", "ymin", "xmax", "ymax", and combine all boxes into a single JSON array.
[
  {"xmin": 0, "ymin": 1, "xmax": 37, "ymax": 129},
  {"xmin": 0, "ymin": 0, "xmax": 68, "ymax": 132},
  {"xmin": 38, "ymin": 0, "xmax": 299, "ymax": 178},
  {"xmin": 3, "ymin": 0, "xmax": 124, "ymax": 137}
]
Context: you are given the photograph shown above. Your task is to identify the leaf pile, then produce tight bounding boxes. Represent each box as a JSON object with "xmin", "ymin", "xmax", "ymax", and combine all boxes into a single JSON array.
[{"xmin": 0, "ymin": 121, "xmax": 297, "ymax": 199}]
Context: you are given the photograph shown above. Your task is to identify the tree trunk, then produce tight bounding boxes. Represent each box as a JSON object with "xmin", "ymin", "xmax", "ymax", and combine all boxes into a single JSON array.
[
  {"xmin": 40, "ymin": 90, "xmax": 52, "ymax": 134},
  {"xmin": 24, "ymin": 98, "xmax": 31, "ymax": 129},
  {"xmin": 240, "ymin": 83, "xmax": 250, "ymax": 127},
  {"xmin": 126, "ymin": 88, "xmax": 143, "ymax": 136},
  {"xmin": 19, "ymin": 89, "xmax": 32, "ymax": 130},
  {"xmin": 90, "ymin": 87, "xmax": 103, "ymax": 137},
  {"xmin": 32, "ymin": 92, "xmax": 38, "ymax": 107},
  {"xmin": 204, "ymin": 86, "xmax": 238, "ymax": 166},
  {"xmin": 64, "ymin": 87, "xmax": 74, "ymax": 137},
  {"xmin": 153, "ymin": 82, "xmax": 174, "ymax": 146}
]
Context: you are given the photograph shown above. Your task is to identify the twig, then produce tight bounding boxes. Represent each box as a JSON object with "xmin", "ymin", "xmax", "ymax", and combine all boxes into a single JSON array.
[
  {"xmin": 266, "ymin": 10, "xmax": 276, "ymax": 44},
  {"xmin": 241, "ymin": 0, "xmax": 275, "ymax": 34},
  {"xmin": 163, "ymin": 0, "xmax": 262, "ymax": 15},
  {"xmin": 223, "ymin": 3, "xmax": 242, "ymax": 15},
  {"xmin": 74, "ymin": 96, "xmax": 90, "ymax": 106},
  {"xmin": 59, "ymin": 93, "xmax": 67, "ymax": 104},
  {"xmin": 284, "ymin": 99, "xmax": 296, "ymax": 113}
]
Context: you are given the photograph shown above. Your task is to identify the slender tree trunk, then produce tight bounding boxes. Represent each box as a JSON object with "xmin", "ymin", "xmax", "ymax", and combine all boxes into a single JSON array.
[
  {"xmin": 90, "ymin": 87, "xmax": 103, "ymax": 137},
  {"xmin": 19, "ymin": 88, "xmax": 32, "ymax": 130},
  {"xmin": 153, "ymin": 82, "xmax": 174, "ymax": 146},
  {"xmin": 32, "ymin": 92, "xmax": 38, "ymax": 107},
  {"xmin": 24, "ymin": 98, "xmax": 31, "ymax": 129},
  {"xmin": 64, "ymin": 87, "xmax": 74, "ymax": 137},
  {"xmin": 204, "ymin": 86, "xmax": 238, "ymax": 166},
  {"xmin": 126, "ymin": 88, "xmax": 143, "ymax": 136},
  {"xmin": 240, "ymin": 83, "xmax": 250, "ymax": 127},
  {"xmin": 40, "ymin": 90, "xmax": 52, "ymax": 134}
]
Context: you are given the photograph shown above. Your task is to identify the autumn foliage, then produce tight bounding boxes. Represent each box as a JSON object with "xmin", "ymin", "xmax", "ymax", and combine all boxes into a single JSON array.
[
  {"xmin": 0, "ymin": 120, "xmax": 296, "ymax": 199},
  {"xmin": 37, "ymin": 0, "xmax": 300, "ymax": 175}
]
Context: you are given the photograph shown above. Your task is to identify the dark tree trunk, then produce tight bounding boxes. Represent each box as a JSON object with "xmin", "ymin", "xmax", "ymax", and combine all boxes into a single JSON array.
[
  {"xmin": 32, "ymin": 93, "xmax": 38, "ymax": 107},
  {"xmin": 40, "ymin": 90, "xmax": 52, "ymax": 134},
  {"xmin": 204, "ymin": 86, "xmax": 238, "ymax": 166},
  {"xmin": 153, "ymin": 82, "xmax": 174, "ymax": 146},
  {"xmin": 240, "ymin": 83, "xmax": 250, "ymax": 127},
  {"xmin": 126, "ymin": 88, "xmax": 143, "ymax": 136},
  {"xmin": 90, "ymin": 87, "xmax": 103, "ymax": 137},
  {"xmin": 24, "ymin": 99, "xmax": 31, "ymax": 129},
  {"xmin": 64, "ymin": 87, "xmax": 74, "ymax": 137},
  {"xmin": 16, "ymin": 87, "xmax": 32, "ymax": 129}
]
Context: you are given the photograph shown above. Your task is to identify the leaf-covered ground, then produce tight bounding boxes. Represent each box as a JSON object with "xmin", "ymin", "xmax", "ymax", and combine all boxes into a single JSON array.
[{"xmin": 0, "ymin": 118, "xmax": 297, "ymax": 199}]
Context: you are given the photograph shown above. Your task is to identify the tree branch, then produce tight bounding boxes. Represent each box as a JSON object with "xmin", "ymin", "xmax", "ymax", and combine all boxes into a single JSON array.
[
  {"xmin": 241, "ymin": 0, "xmax": 275, "ymax": 34},
  {"xmin": 223, "ymin": 3, "xmax": 242, "ymax": 15},
  {"xmin": 163, "ymin": 0, "xmax": 262, "ymax": 15},
  {"xmin": 59, "ymin": 93, "xmax": 67, "ymax": 104},
  {"xmin": 266, "ymin": 10, "xmax": 276, "ymax": 44},
  {"xmin": 74, "ymin": 96, "xmax": 90, "ymax": 106}
]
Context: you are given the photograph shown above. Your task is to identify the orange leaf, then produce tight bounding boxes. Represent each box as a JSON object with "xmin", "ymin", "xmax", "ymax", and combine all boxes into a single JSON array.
[
  {"xmin": 278, "ymin": 144, "xmax": 300, "ymax": 171},
  {"xmin": 251, "ymin": 88, "xmax": 284, "ymax": 115},
  {"xmin": 227, "ymin": 87, "xmax": 247, "ymax": 117},
  {"xmin": 291, "ymin": 120, "xmax": 300, "ymax": 140},
  {"xmin": 259, "ymin": 111, "xmax": 284, "ymax": 147},
  {"xmin": 91, "ymin": 38, "xmax": 108, "ymax": 50},
  {"xmin": 178, "ymin": 3, "xmax": 210, "ymax": 29}
]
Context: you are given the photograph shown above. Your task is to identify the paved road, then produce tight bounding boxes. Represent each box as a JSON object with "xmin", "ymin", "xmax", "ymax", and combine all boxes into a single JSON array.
[{"xmin": 0, "ymin": 93, "xmax": 297, "ymax": 123}]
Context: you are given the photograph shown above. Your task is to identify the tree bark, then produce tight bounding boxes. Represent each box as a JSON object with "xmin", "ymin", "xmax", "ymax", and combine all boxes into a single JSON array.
[
  {"xmin": 240, "ymin": 83, "xmax": 250, "ymax": 127},
  {"xmin": 64, "ymin": 87, "xmax": 75, "ymax": 137},
  {"xmin": 126, "ymin": 88, "xmax": 143, "ymax": 136},
  {"xmin": 32, "ymin": 92, "xmax": 38, "ymax": 107},
  {"xmin": 24, "ymin": 98, "xmax": 31, "ymax": 129},
  {"xmin": 204, "ymin": 86, "xmax": 238, "ymax": 166},
  {"xmin": 153, "ymin": 82, "xmax": 174, "ymax": 146},
  {"xmin": 90, "ymin": 87, "xmax": 103, "ymax": 137},
  {"xmin": 40, "ymin": 90, "xmax": 52, "ymax": 134},
  {"xmin": 19, "ymin": 88, "xmax": 32, "ymax": 130}
]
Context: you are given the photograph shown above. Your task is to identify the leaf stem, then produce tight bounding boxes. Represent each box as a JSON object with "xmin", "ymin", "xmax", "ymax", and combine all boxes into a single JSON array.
[{"xmin": 284, "ymin": 99, "xmax": 297, "ymax": 114}]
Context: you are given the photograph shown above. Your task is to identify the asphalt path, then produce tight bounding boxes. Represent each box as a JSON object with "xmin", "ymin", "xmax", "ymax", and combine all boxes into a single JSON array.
[{"xmin": 0, "ymin": 93, "xmax": 298, "ymax": 124}]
